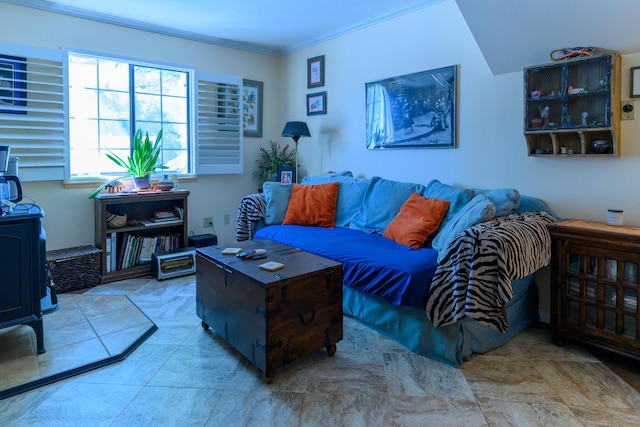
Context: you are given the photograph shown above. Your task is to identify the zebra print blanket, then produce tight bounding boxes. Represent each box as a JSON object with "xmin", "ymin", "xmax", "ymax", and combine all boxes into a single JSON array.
[
  {"xmin": 426, "ymin": 211, "xmax": 556, "ymax": 333},
  {"xmin": 235, "ymin": 193, "xmax": 266, "ymax": 242}
]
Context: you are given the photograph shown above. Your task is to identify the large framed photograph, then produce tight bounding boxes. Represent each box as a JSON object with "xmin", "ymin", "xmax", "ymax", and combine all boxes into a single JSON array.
[
  {"xmin": 242, "ymin": 79, "xmax": 263, "ymax": 137},
  {"xmin": 0, "ymin": 55, "xmax": 27, "ymax": 114},
  {"xmin": 631, "ymin": 66, "xmax": 640, "ymax": 98},
  {"xmin": 366, "ymin": 65, "xmax": 457, "ymax": 149},
  {"xmin": 277, "ymin": 167, "xmax": 296, "ymax": 184},
  {"xmin": 307, "ymin": 55, "xmax": 325, "ymax": 88},
  {"xmin": 307, "ymin": 91, "xmax": 327, "ymax": 116}
]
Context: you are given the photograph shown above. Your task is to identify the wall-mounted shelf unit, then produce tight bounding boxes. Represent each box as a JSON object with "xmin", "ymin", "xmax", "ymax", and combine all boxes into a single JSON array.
[{"xmin": 524, "ymin": 53, "xmax": 621, "ymax": 157}]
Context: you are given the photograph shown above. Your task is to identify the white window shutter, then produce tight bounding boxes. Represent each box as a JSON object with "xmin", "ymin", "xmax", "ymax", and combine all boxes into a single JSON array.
[
  {"xmin": 0, "ymin": 42, "xmax": 65, "ymax": 181},
  {"xmin": 196, "ymin": 70, "xmax": 243, "ymax": 175}
]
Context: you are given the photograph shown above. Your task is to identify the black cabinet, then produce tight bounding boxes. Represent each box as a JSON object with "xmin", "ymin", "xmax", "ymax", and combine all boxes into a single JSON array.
[{"xmin": 0, "ymin": 207, "xmax": 46, "ymax": 353}]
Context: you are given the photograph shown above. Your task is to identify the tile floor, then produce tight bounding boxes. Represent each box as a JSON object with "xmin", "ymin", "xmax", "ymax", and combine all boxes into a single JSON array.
[{"xmin": 1, "ymin": 275, "xmax": 640, "ymax": 427}]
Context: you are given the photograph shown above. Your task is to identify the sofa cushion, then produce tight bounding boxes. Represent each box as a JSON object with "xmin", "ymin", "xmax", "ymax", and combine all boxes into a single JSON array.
[
  {"xmin": 263, "ymin": 182, "xmax": 293, "ymax": 225},
  {"xmin": 301, "ymin": 171, "xmax": 353, "ymax": 183},
  {"xmin": 432, "ymin": 193, "xmax": 496, "ymax": 261},
  {"xmin": 282, "ymin": 182, "xmax": 340, "ymax": 227},
  {"xmin": 514, "ymin": 195, "xmax": 558, "ymax": 218},
  {"xmin": 383, "ymin": 192, "xmax": 450, "ymax": 249},
  {"xmin": 474, "ymin": 188, "xmax": 520, "ymax": 217},
  {"xmin": 302, "ymin": 172, "xmax": 370, "ymax": 228},
  {"xmin": 349, "ymin": 177, "xmax": 426, "ymax": 234},
  {"xmin": 423, "ymin": 180, "xmax": 474, "ymax": 228}
]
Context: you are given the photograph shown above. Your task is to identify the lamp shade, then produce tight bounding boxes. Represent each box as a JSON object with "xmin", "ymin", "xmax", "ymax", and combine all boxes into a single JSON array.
[{"xmin": 281, "ymin": 121, "xmax": 310, "ymax": 142}]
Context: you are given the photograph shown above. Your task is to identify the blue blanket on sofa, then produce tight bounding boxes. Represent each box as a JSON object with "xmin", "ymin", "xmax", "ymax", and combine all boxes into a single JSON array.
[{"xmin": 255, "ymin": 225, "xmax": 438, "ymax": 308}]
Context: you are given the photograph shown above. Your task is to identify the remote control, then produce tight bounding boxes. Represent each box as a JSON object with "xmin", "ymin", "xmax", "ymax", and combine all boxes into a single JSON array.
[{"xmin": 236, "ymin": 249, "xmax": 256, "ymax": 258}]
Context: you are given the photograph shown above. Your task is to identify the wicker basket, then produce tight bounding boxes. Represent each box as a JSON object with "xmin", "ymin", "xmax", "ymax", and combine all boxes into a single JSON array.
[
  {"xmin": 106, "ymin": 209, "xmax": 127, "ymax": 228},
  {"xmin": 46, "ymin": 245, "xmax": 102, "ymax": 293}
]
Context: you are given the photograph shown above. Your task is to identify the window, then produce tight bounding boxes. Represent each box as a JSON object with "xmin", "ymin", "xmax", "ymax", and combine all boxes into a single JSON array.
[
  {"xmin": 0, "ymin": 41, "xmax": 242, "ymax": 182},
  {"xmin": 67, "ymin": 52, "xmax": 191, "ymax": 179}
]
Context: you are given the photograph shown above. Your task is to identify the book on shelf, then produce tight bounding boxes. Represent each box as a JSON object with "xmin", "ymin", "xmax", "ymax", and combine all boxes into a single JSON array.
[{"xmin": 105, "ymin": 234, "xmax": 112, "ymax": 273}]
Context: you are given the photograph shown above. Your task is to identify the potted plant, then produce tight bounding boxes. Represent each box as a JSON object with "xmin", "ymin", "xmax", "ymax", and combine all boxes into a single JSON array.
[
  {"xmin": 253, "ymin": 140, "xmax": 296, "ymax": 186},
  {"xmin": 89, "ymin": 129, "xmax": 167, "ymax": 199}
]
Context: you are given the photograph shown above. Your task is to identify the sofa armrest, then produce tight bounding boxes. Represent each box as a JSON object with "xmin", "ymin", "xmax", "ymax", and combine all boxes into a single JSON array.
[{"xmin": 235, "ymin": 193, "xmax": 266, "ymax": 241}]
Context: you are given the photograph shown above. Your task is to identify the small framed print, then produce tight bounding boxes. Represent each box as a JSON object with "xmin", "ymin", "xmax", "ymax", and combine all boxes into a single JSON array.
[
  {"xmin": 242, "ymin": 79, "xmax": 263, "ymax": 137},
  {"xmin": 307, "ymin": 55, "xmax": 325, "ymax": 88},
  {"xmin": 306, "ymin": 91, "xmax": 327, "ymax": 116},
  {"xmin": 277, "ymin": 167, "xmax": 296, "ymax": 184},
  {"xmin": 631, "ymin": 66, "xmax": 640, "ymax": 98},
  {"xmin": 0, "ymin": 54, "xmax": 27, "ymax": 114}
]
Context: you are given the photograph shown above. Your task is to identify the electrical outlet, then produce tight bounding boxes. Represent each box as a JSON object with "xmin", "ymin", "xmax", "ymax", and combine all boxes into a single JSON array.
[
  {"xmin": 622, "ymin": 100, "xmax": 636, "ymax": 120},
  {"xmin": 203, "ymin": 217, "xmax": 213, "ymax": 227},
  {"xmin": 224, "ymin": 214, "xmax": 230, "ymax": 225}
]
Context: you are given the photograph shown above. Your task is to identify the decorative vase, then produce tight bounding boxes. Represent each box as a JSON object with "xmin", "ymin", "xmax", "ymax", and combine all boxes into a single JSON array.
[
  {"xmin": 133, "ymin": 176, "xmax": 151, "ymax": 190},
  {"xmin": 157, "ymin": 174, "xmax": 175, "ymax": 191}
]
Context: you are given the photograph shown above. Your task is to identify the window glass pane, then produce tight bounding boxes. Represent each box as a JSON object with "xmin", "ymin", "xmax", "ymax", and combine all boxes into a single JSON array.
[
  {"xmin": 69, "ymin": 87, "xmax": 97, "ymax": 118},
  {"xmin": 604, "ymin": 310, "xmax": 616, "ymax": 332},
  {"xmin": 98, "ymin": 60, "xmax": 129, "ymax": 91},
  {"xmin": 162, "ymin": 70, "xmax": 187, "ymax": 96},
  {"xmin": 162, "ymin": 96, "xmax": 187, "ymax": 122},
  {"xmin": 134, "ymin": 66, "xmax": 161, "ymax": 94},
  {"xmin": 624, "ymin": 289, "xmax": 637, "ymax": 311},
  {"xmin": 624, "ymin": 262, "xmax": 638, "ymax": 284},
  {"xmin": 569, "ymin": 278, "xmax": 580, "ymax": 297},
  {"xmin": 585, "ymin": 306, "xmax": 596, "ymax": 327},
  {"xmin": 605, "ymin": 259, "xmax": 617, "ymax": 281},
  {"xmin": 569, "ymin": 253, "xmax": 580, "ymax": 273},
  {"xmin": 68, "ymin": 55, "xmax": 97, "ymax": 88},
  {"xmin": 586, "ymin": 281, "xmax": 597, "ymax": 301},
  {"xmin": 135, "ymin": 93, "xmax": 162, "ymax": 121},
  {"xmin": 99, "ymin": 91, "xmax": 130, "ymax": 120}
]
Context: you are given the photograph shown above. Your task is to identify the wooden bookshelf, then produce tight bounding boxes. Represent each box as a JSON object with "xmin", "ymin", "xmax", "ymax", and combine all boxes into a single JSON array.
[{"xmin": 94, "ymin": 190, "xmax": 189, "ymax": 283}]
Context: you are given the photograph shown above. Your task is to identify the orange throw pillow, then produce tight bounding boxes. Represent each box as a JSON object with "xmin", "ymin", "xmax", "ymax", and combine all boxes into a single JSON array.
[
  {"xmin": 282, "ymin": 182, "xmax": 340, "ymax": 227},
  {"xmin": 382, "ymin": 192, "xmax": 450, "ymax": 249}
]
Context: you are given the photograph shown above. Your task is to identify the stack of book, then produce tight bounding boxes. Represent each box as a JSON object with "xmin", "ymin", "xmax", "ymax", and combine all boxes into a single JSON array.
[{"xmin": 105, "ymin": 232, "xmax": 183, "ymax": 272}]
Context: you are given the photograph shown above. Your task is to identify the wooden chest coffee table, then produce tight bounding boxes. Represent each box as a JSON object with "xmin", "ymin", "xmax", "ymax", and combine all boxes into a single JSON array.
[{"xmin": 195, "ymin": 239, "xmax": 343, "ymax": 383}]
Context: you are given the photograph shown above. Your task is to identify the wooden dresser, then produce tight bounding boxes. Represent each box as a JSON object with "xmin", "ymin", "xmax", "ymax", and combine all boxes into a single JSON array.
[{"xmin": 548, "ymin": 219, "xmax": 640, "ymax": 360}]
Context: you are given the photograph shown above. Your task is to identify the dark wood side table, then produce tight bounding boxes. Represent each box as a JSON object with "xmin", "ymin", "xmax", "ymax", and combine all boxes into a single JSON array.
[{"xmin": 548, "ymin": 219, "xmax": 640, "ymax": 360}]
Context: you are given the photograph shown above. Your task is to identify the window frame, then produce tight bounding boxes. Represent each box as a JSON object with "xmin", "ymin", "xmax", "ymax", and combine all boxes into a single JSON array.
[{"xmin": 64, "ymin": 48, "xmax": 197, "ymax": 182}]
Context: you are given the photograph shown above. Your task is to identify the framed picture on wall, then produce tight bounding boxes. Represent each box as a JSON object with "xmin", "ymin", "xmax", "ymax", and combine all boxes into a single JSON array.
[
  {"xmin": 277, "ymin": 167, "xmax": 296, "ymax": 184},
  {"xmin": 307, "ymin": 55, "xmax": 325, "ymax": 88},
  {"xmin": 306, "ymin": 91, "xmax": 327, "ymax": 116},
  {"xmin": 242, "ymin": 79, "xmax": 263, "ymax": 137},
  {"xmin": 0, "ymin": 54, "xmax": 27, "ymax": 114},
  {"xmin": 365, "ymin": 65, "xmax": 457, "ymax": 149}
]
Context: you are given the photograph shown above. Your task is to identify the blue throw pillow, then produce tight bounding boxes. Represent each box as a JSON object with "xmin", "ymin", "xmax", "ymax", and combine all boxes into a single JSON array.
[
  {"xmin": 349, "ymin": 177, "xmax": 426, "ymax": 234},
  {"xmin": 514, "ymin": 195, "xmax": 559, "ymax": 219},
  {"xmin": 301, "ymin": 171, "xmax": 353, "ymax": 184},
  {"xmin": 432, "ymin": 194, "xmax": 496, "ymax": 261},
  {"xmin": 473, "ymin": 188, "xmax": 520, "ymax": 217},
  {"xmin": 263, "ymin": 182, "xmax": 292, "ymax": 225},
  {"xmin": 423, "ymin": 179, "xmax": 474, "ymax": 228}
]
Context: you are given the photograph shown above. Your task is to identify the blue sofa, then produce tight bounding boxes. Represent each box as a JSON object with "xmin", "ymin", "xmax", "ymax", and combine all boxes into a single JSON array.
[{"xmin": 236, "ymin": 172, "xmax": 556, "ymax": 366}]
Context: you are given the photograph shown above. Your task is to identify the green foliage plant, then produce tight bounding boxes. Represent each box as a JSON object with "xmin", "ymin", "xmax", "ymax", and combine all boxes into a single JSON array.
[
  {"xmin": 89, "ymin": 129, "xmax": 167, "ymax": 199},
  {"xmin": 252, "ymin": 140, "xmax": 296, "ymax": 186}
]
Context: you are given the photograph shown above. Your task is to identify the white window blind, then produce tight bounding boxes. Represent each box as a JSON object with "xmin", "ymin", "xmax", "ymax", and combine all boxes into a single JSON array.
[
  {"xmin": 196, "ymin": 71, "xmax": 243, "ymax": 174},
  {"xmin": 0, "ymin": 42, "xmax": 65, "ymax": 181}
]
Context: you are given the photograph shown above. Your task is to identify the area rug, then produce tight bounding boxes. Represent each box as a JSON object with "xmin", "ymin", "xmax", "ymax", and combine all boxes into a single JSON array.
[{"xmin": 0, "ymin": 294, "xmax": 156, "ymax": 399}]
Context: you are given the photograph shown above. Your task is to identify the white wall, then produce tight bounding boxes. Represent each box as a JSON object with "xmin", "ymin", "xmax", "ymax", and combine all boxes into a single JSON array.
[
  {"xmin": 2, "ymin": 2, "xmax": 282, "ymax": 248},
  {"xmin": 280, "ymin": 0, "xmax": 640, "ymax": 319}
]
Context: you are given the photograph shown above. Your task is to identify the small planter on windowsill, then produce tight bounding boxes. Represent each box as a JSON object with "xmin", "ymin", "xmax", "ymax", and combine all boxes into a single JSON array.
[{"xmin": 88, "ymin": 128, "xmax": 167, "ymax": 199}]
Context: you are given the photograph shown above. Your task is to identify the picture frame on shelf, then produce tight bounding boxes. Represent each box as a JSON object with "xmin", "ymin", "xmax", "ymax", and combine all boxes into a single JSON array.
[
  {"xmin": 0, "ymin": 54, "xmax": 27, "ymax": 114},
  {"xmin": 277, "ymin": 167, "xmax": 296, "ymax": 184},
  {"xmin": 306, "ymin": 91, "xmax": 327, "ymax": 116},
  {"xmin": 365, "ymin": 65, "xmax": 457, "ymax": 149},
  {"xmin": 242, "ymin": 79, "xmax": 263, "ymax": 137},
  {"xmin": 307, "ymin": 55, "xmax": 325, "ymax": 88},
  {"xmin": 631, "ymin": 66, "xmax": 640, "ymax": 98}
]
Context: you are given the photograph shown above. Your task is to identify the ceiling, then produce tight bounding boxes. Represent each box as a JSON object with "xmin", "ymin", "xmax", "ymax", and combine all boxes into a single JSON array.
[
  {"xmin": 6, "ymin": 0, "xmax": 640, "ymax": 74},
  {"xmin": 5, "ymin": 0, "xmax": 444, "ymax": 55}
]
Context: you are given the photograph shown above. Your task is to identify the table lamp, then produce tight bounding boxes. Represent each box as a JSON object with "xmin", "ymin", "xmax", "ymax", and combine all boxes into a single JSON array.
[{"xmin": 281, "ymin": 121, "xmax": 310, "ymax": 183}]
